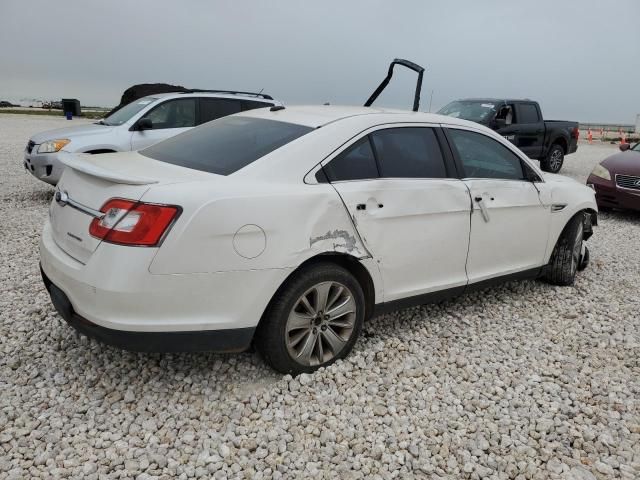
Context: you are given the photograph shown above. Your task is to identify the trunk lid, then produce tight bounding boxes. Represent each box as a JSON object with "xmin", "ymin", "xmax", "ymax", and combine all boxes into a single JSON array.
[{"xmin": 49, "ymin": 151, "xmax": 211, "ymax": 263}]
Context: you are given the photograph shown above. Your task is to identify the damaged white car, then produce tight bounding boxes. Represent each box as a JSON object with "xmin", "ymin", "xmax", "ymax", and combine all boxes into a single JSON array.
[{"xmin": 40, "ymin": 61, "xmax": 597, "ymax": 373}]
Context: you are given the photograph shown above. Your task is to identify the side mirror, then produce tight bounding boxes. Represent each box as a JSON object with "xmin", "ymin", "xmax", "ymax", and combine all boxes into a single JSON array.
[
  {"xmin": 493, "ymin": 118, "xmax": 506, "ymax": 130},
  {"xmin": 137, "ymin": 118, "xmax": 153, "ymax": 131},
  {"xmin": 619, "ymin": 143, "xmax": 631, "ymax": 152},
  {"xmin": 523, "ymin": 165, "xmax": 541, "ymax": 182}
]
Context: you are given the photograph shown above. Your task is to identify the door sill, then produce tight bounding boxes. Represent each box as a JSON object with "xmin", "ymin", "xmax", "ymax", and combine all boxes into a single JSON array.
[{"xmin": 372, "ymin": 267, "xmax": 541, "ymax": 317}]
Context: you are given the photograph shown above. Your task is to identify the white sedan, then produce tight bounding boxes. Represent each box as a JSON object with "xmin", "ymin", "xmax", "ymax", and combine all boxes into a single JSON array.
[{"xmin": 40, "ymin": 105, "xmax": 597, "ymax": 373}]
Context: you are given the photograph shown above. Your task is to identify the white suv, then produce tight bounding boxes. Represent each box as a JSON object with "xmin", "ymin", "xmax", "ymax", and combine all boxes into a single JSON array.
[{"xmin": 24, "ymin": 91, "xmax": 281, "ymax": 185}]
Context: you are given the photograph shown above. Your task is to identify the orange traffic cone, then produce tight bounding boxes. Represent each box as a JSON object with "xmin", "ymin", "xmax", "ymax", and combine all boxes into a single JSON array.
[
  {"xmin": 587, "ymin": 129, "xmax": 593, "ymax": 144},
  {"xmin": 621, "ymin": 131, "xmax": 627, "ymax": 145}
]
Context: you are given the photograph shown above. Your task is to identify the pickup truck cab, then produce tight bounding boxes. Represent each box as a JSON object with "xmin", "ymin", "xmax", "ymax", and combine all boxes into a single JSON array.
[
  {"xmin": 438, "ymin": 99, "xmax": 579, "ymax": 173},
  {"xmin": 24, "ymin": 91, "xmax": 281, "ymax": 185}
]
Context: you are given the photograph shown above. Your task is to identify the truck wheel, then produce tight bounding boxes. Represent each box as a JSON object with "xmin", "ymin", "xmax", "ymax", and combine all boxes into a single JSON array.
[
  {"xmin": 255, "ymin": 263, "xmax": 365, "ymax": 374},
  {"xmin": 541, "ymin": 144, "xmax": 564, "ymax": 173},
  {"xmin": 542, "ymin": 214, "xmax": 584, "ymax": 286}
]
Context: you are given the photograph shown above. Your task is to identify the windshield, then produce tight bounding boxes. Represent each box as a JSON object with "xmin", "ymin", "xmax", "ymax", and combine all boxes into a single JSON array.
[
  {"xmin": 141, "ymin": 116, "xmax": 313, "ymax": 175},
  {"xmin": 103, "ymin": 97, "xmax": 157, "ymax": 126},
  {"xmin": 438, "ymin": 101, "xmax": 498, "ymax": 124}
]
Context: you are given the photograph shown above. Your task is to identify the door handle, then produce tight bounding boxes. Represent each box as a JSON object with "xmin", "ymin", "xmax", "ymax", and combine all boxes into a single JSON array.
[
  {"xmin": 356, "ymin": 203, "xmax": 384, "ymax": 211},
  {"xmin": 474, "ymin": 196, "xmax": 490, "ymax": 222}
]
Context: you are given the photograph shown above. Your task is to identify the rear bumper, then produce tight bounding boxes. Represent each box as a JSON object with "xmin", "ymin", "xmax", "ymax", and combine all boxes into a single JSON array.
[
  {"xmin": 587, "ymin": 175, "xmax": 640, "ymax": 211},
  {"xmin": 24, "ymin": 147, "xmax": 64, "ymax": 185},
  {"xmin": 39, "ymin": 219, "xmax": 293, "ymax": 351},
  {"xmin": 41, "ymin": 267, "xmax": 255, "ymax": 352}
]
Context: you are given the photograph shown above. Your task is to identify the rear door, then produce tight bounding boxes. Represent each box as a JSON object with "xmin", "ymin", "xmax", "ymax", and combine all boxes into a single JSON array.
[
  {"xmin": 323, "ymin": 125, "xmax": 471, "ymax": 302},
  {"xmin": 130, "ymin": 98, "xmax": 197, "ymax": 150},
  {"xmin": 512, "ymin": 102, "xmax": 545, "ymax": 158},
  {"xmin": 445, "ymin": 127, "xmax": 550, "ymax": 283},
  {"xmin": 198, "ymin": 98, "xmax": 242, "ymax": 125}
]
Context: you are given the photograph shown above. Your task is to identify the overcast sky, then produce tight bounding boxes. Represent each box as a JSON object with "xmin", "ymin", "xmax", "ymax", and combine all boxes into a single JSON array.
[{"xmin": 1, "ymin": 0, "xmax": 638, "ymax": 123}]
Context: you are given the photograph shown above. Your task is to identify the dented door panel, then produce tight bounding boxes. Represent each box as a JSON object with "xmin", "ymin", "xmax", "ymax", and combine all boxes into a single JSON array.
[{"xmin": 330, "ymin": 179, "xmax": 471, "ymax": 302}]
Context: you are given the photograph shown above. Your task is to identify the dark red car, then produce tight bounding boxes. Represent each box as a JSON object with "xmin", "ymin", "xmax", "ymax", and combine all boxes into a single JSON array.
[{"xmin": 587, "ymin": 143, "xmax": 640, "ymax": 211}]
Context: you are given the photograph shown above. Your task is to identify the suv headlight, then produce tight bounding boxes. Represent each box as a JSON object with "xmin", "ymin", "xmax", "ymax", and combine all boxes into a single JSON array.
[
  {"xmin": 590, "ymin": 164, "xmax": 611, "ymax": 181},
  {"xmin": 38, "ymin": 139, "xmax": 70, "ymax": 153}
]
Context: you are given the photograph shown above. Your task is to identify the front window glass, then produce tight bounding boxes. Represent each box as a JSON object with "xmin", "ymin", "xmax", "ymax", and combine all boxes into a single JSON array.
[
  {"xmin": 141, "ymin": 116, "xmax": 312, "ymax": 175},
  {"xmin": 632, "ymin": 143, "xmax": 640, "ymax": 151},
  {"xmin": 438, "ymin": 101, "xmax": 497, "ymax": 124},
  {"xmin": 103, "ymin": 97, "xmax": 157, "ymax": 126},
  {"xmin": 142, "ymin": 99, "xmax": 196, "ymax": 129},
  {"xmin": 448, "ymin": 128, "xmax": 524, "ymax": 180}
]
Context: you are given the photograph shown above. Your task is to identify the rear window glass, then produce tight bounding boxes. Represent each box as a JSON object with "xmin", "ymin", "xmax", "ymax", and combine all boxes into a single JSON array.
[
  {"xmin": 371, "ymin": 127, "xmax": 447, "ymax": 178},
  {"xmin": 517, "ymin": 104, "xmax": 540, "ymax": 124},
  {"xmin": 323, "ymin": 137, "xmax": 379, "ymax": 182},
  {"xmin": 141, "ymin": 116, "xmax": 312, "ymax": 175}
]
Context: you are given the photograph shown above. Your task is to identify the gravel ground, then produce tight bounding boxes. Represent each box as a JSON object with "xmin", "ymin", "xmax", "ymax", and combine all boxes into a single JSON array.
[{"xmin": 1, "ymin": 114, "xmax": 639, "ymax": 479}]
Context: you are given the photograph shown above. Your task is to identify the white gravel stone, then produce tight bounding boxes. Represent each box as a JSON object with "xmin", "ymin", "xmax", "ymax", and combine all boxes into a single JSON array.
[{"xmin": 1, "ymin": 116, "xmax": 639, "ymax": 478}]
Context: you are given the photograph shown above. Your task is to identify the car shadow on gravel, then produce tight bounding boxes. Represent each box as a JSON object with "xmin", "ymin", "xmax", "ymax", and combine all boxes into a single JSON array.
[
  {"xmin": 47, "ymin": 322, "xmax": 282, "ymax": 396},
  {"xmin": 37, "ymin": 258, "xmax": 595, "ymax": 400},
  {"xmin": 2, "ymin": 188, "xmax": 54, "ymax": 204},
  {"xmin": 599, "ymin": 209, "xmax": 640, "ymax": 224}
]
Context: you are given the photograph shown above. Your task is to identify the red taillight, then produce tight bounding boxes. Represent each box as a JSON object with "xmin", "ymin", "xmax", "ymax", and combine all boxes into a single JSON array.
[
  {"xmin": 572, "ymin": 127, "xmax": 579, "ymax": 139},
  {"xmin": 89, "ymin": 198, "xmax": 181, "ymax": 247}
]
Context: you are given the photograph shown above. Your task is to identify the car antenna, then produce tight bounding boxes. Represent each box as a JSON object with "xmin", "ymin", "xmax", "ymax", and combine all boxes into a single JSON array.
[{"xmin": 364, "ymin": 58, "xmax": 425, "ymax": 112}]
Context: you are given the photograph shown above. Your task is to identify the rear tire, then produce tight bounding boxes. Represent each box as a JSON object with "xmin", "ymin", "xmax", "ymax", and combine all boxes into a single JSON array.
[
  {"xmin": 540, "ymin": 144, "xmax": 565, "ymax": 173},
  {"xmin": 255, "ymin": 263, "xmax": 365, "ymax": 375},
  {"xmin": 542, "ymin": 214, "xmax": 584, "ymax": 286}
]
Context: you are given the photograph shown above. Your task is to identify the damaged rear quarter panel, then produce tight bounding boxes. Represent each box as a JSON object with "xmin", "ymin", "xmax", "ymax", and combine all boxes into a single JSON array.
[{"xmin": 148, "ymin": 181, "xmax": 369, "ymax": 275}]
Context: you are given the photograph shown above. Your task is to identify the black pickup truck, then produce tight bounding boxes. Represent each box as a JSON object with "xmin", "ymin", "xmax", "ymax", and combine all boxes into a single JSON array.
[{"xmin": 438, "ymin": 99, "xmax": 579, "ymax": 173}]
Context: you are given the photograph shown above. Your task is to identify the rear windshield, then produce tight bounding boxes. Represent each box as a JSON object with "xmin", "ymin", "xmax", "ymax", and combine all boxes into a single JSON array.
[{"xmin": 141, "ymin": 116, "xmax": 312, "ymax": 175}]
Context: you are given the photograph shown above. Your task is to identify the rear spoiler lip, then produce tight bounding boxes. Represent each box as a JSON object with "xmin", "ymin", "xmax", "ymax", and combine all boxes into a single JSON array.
[{"xmin": 59, "ymin": 152, "xmax": 159, "ymax": 186}]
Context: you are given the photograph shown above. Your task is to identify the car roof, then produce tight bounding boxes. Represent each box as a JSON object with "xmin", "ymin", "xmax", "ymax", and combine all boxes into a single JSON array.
[
  {"xmin": 239, "ymin": 104, "xmax": 486, "ymax": 129},
  {"xmin": 453, "ymin": 98, "xmax": 535, "ymax": 105},
  {"xmin": 148, "ymin": 92, "xmax": 280, "ymax": 104}
]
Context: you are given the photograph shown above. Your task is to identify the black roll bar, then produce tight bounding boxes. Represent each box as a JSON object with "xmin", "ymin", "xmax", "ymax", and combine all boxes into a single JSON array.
[{"xmin": 364, "ymin": 58, "xmax": 425, "ymax": 112}]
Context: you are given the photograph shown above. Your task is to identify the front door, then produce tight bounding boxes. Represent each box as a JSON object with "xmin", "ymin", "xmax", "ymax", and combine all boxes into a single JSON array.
[
  {"xmin": 323, "ymin": 126, "xmax": 471, "ymax": 301},
  {"xmin": 130, "ymin": 98, "xmax": 197, "ymax": 150},
  {"xmin": 446, "ymin": 127, "xmax": 550, "ymax": 283}
]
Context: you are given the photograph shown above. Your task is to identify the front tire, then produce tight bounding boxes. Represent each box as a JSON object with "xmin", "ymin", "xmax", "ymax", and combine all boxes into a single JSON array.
[
  {"xmin": 542, "ymin": 214, "xmax": 584, "ymax": 286},
  {"xmin": 255, "ymin": 263, "xmax": 365, "ymax": 374},
  {"xmin": 541, "ymin": 144, "xmax": 565, "ymax": 173}
]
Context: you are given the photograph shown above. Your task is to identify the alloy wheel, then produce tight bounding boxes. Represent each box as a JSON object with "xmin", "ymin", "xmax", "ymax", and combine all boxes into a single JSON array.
[
  {"xmin": 285, "ymin": 281, "xmax": 357, "ymax": 366},
  {"xmin": 550, "ymin": 149, "xmax": 563, "ymax": 171}
]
